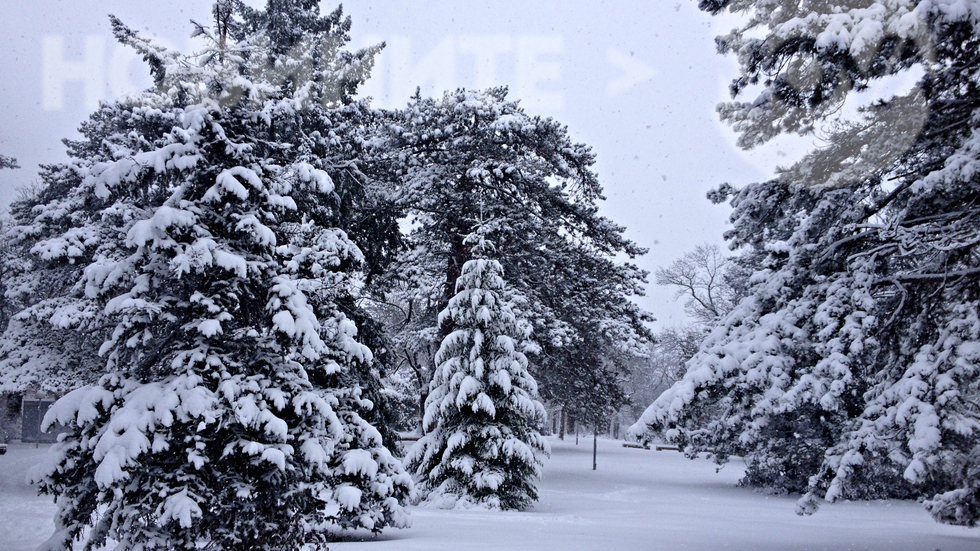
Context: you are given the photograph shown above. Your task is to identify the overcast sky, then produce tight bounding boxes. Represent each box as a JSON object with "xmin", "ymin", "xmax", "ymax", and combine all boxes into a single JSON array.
[{"xmin": 0, "ymin": 1, "xmax": 782, "ymax": 329}]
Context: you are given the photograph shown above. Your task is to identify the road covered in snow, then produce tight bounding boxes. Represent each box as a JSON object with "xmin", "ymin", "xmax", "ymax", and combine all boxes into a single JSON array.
[{"xmin": 2, "ymin": 437, "xmax": 977, "ymax": 551}]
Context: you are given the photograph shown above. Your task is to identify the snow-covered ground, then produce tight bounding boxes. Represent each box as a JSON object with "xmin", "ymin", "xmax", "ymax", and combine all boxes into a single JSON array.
[
  {"xmin": 1, "ymin": 443, "xmax": 59, "ymax": 551},
  {"xmin": 2, "ymin": 437, "xmax": 978, "ymax": 551}
]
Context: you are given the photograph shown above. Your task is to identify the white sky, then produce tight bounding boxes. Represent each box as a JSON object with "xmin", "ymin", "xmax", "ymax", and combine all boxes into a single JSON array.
[{"xmin": 0, "ymin": 1, "xmax": 784, "ymax": 329}]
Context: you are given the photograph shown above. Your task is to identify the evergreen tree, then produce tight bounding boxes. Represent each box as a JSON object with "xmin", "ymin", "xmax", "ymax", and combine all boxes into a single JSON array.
[
  {"xmin": 0, "ymin": 157, "xmax": 20, "ymax": 334},
  {"xmin": 0, "ymin": 181, "xmax": 109, "ymax": 394},
  {"xmin": 406, "ymin": 232, "xmax": 548, "ymax": 510},
  {"xmin": 16, "ymin": 3, "xmax": 410, "ymax": 550},
  {"xmin": 0, "ymin": 215, "xmax": 12, "ymax": 333},
  {"xmin": 633, "ymin": 0, "xmax": 980, "ymax": 526},
  {"xmin": 375, "ymin": 88, "xmax": 652, "ymax": 429},
  {"xmin": 0, "ymin": 154, "xmax": 107, "ymax": 397}
]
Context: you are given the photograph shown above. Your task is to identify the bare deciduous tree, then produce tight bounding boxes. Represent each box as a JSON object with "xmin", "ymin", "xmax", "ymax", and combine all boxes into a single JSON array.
[{"xmin": 655, "ymin": 243, "xmax": 741, "ymax": 324}]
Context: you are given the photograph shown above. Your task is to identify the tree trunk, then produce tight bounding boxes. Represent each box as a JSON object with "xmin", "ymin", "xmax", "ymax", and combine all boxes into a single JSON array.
[
  {"xmin": 558, "ymin": 407, "xmax": 566, "ymax": 440},
  {"xmin": 592, "ymin": 427, "xmax": 597, "ymax": 471},
  {"xmin": 419, "ymin": 388, "xmax": 428, "ymax": 434},
  {"xmin": 408, "ymin": 352, "xmax": 430, "ymax": 435}
]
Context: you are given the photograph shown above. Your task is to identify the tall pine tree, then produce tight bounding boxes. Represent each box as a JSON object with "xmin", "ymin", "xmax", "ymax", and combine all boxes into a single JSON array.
[{"xmin": 374, "ymin": 88, "xmax": 651, "ymax": 432}]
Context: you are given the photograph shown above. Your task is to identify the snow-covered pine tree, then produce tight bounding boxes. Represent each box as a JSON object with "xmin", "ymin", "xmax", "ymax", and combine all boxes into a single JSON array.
[
  {"xmin": 0, "ymin": 178, "xmax": 108, "ymax": 395},
  {"xmin": 406, "ymin": 231, "xmax": 548, "ymax": 510},
  {"xmin": 1, "ymin": 131, "xmax": 120, "ymax": 396},
  {"xmin": 375, "ymin": 88, "xmax": 652, "ymax": 431},
  {"xmin": 16, "ymin": 3, "xmax": 410, "ymax": 550},
  {"xmin": 632, "ymin": 182, "xmax": 892, "ymax": 494},
  {"xmin": 632, "ymin": 0, "xmax": 980, "ymax": 526},
  {"xmin": 0, "ymin": 157, "xmax": 19, "ymax": 332}
]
